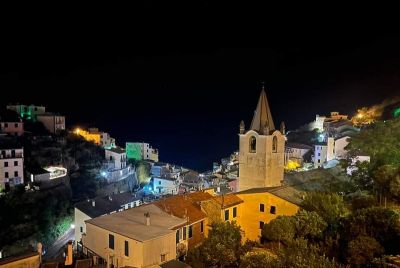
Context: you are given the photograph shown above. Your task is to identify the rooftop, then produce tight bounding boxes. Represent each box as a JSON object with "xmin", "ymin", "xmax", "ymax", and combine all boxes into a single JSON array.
[
  {"xmin": 106, "ymin": 147, "xmax": 125, "ymax": 154},
  {"xmin": 286, "ymin": 143, "xmax": 313, "ymax": 150},
  {"xmin": 207, "ymin": 193, "xmax": 243, "ymax": 209},
  {"xmin": 75, "ymin": 192, "xmax": 141, "ymax": 218},
  {"xmin": 153, "ymin": 191, "xmax": 212, "ymax": 225},
  {"xmin": 236, "ymin": 186, "xmax": 303, "ymax": 206},
  {"xmin": 86, "ymin": 204, "xmax": 186, "ymax": 242}
]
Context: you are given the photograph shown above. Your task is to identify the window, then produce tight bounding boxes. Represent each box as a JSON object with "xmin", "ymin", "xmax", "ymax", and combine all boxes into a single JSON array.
[
  {"xmin": 183, "ymin": 226, "xmax": 187, "ymax": 240},
  {"xmin": 318, "ymin": 159, "xmax": 321, "ymax": 163},
  {"xmin": 176, "ymin": 229, "xmax": 180, "ymax": 243},
  {"xmin": 189, "ymin": 225, "xmax": 193, "ymax": 238},
  {"xmin": 272, "ymin": 136, "xmax": 278, "ymax": 152},
  {"xmin": 14, "ymin": 123, "xmax": 18, "ymax": 128},
  {"xmin": 80, "ymin": 227, "xmax": 83, "ymax": 233},
  {"xmin": 233, "ymin": 207, "xmax": 237, "ymax": 218},
  {"xmin": 259, "ymin": 221, "xmax": 264, "ymax": 229},
  {"xmin": 159, "ymin": 181, "xmax": 161, "ymax": 185},
  {"xmin": 4, "ymin": 162, "xmax": 8, "ymax": 167},
  {"xmin": 14, "ymin": 161, "xmax": 18, "ymax": 166},
  {"xmin": 5, "ymin": 172, "xmax": 9, "ymax": 178},
  {"xmin": 14, "ymin": 171, "xmax": 18, "ymax": 177},
  {"xmin": 200, "ymin": 221, "xmax": 204, "ymax": 233},
  {"xmin": 124, "ymin": 241, "xmax": 129, "ymax": 257},
  {"xmin": 249, "ymin": 136, "xmax": 257, "ymax": 152},
  {"xmin": 109, "ymin": 234, "xmax": 114, "ymax": 249},
  {"xmin": 270, "ymin": 206, "xmax": 276, "ymax": 214},
  {"xmin": 259, "ymin": 204, "xmax": 265, "ymax": 212},
  {"xmin": 224, "ymin": 209, "xmax": 229, "ymax": 221},
  {"xmin": 161, "ymin": 254, "xmax": 166, "ymax": 262},
  {"xmin": 318, "ymin": 153, "xmax": 320, "ymax": 156},
  {"xmin": 4, "ymin": 123, "xmax": 8, "ymax": 128}
]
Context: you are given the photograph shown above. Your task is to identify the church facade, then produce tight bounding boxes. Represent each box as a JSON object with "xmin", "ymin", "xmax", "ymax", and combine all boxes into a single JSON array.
[{"xmin": 238, "ymin": 88, "xmax": 285, "ymax": 191}]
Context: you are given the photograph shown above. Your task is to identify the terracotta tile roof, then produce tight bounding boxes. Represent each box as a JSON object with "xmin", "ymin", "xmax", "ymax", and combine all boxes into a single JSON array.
[
  {"xmin": 154, "ymin": 192, "xmax": 212, "ymax": 225},
  {"xmin": 208, "ymin": 193, "xmax": 243, "ymax": 209}
]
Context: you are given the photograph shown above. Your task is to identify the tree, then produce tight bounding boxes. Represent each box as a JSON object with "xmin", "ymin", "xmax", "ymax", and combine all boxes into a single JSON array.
[
  {"xmin": 294, "ymin": 210, "xmax": 327, "ymax": 240},
  {"xmin": 186, "ymin": 221, "xmax": 244, "ymax": 268},
  {"xmin": 301, "ymin": 192, "xmax": 347, "ymax": 228},
  {"xmin": 345, "ymin": 207, "xmax": 400, "ymax": 254},
  {"xmin": 347, "ymin": 235, "xmax": 384, "ymax": 266},
  {"xmin": 276, "ymin": 238, "xmax": 339, "ymax": 268},
  {"xmin": 262, "ymin": 216, "xmax": 296, "ymax": 245},
  {"xmin": 240, "ymin": 251, "xmax": 276, "ymax": 268},
  {"xmin": 350, "ymin": 161, "xmax": 374, "ymax": 191}
]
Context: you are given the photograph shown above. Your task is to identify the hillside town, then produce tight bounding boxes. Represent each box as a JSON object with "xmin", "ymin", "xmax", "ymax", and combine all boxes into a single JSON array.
[{"xmin": 1, "ymin": 87, "xmax": 400, "ymax": 268}]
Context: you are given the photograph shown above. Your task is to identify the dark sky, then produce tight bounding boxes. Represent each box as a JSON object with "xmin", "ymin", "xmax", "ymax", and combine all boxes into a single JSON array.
[{"xmin": 1, "ymin": 32, "xmax": 399, "ymax": 171}]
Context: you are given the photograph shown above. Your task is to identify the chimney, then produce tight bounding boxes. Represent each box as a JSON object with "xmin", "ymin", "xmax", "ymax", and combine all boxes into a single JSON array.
[
  {"xmin": 144, "ymin": 212, "xmax": 150, "ymax": 226},
  {"xmin": 92, "ymin": 200, "xmax": 95, "ymax": 207}
]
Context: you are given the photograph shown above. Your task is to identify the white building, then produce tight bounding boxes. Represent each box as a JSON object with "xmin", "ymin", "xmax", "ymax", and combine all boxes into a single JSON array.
[
  {"xmin": 105, "ymin": 147, "xmax": 127, "ymax": 170},
  {"xmin": 153, "ymin": 177, "xmax": 180, "ymax": 195},
  {"xmin": 37, "ymin": 113, "xmax": 65, "ymax": 134},
  {"xmin": 100, "ymin": 132, "xmax": 116, "ymax": 149},
  {"xmin": 334, "ymin": 136, "xmax": 350, "ymax": 159},
  {"xmin": 74, "ymin": 192, "xmax": 142, "ymax": 246},
  {"xmin": 7, "ymin": 104, "xmax": 46, "ymax": 120},
  {"xmin": 313, "ymin": 137, "xmax": 335, "ymax": 168},
  {"xmin": 284, "ymin": 143, "xmax": 313, "ymax": 165},
  {"xmin": 0, "ymin": 147, "xmax": 24, "ymax": 190}
]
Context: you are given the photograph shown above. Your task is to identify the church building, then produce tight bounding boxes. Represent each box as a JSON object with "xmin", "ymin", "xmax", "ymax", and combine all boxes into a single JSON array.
[{"xmin": 238, "ymin": 87, "xmax": 286, "ymax": 191}]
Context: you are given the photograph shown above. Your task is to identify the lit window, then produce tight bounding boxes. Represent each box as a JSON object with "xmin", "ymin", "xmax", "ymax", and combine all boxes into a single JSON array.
[
  {"xmin": 270, "ymin": 206, "xmax": 276, "ymax": 214},
  {"xmin": 249, "ymin": 136, "xmax": 257, "ymax": 152},
  {"xmin": 259, "ymin": 204, "xmax": 265, "ymax": 212}
]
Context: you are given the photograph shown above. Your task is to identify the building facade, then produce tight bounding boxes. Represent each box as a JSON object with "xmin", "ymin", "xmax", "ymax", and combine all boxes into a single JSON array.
[
  {"xmin": 0, "ymin": 147, "xmax": 24, "ymax": 190},
  {"xmin": 6, "ymin": 104, "xmax": 46, "ymax": 120},
  {"xmin": 126, "ymin": 142, "xmax": 159, "ymax": 162},
  {"xmin": 37, "ymin": 114, "xmax": 65, "ymax": 134},
  {"xmin": 0, "ymin": 121, "xmax": 24, "ymax": 136},
  {"xmin": 238, "ymin": 89, "xmax": 285, "ymax": 191}
]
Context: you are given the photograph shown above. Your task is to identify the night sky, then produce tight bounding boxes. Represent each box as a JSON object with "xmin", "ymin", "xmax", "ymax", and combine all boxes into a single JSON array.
[{"xmin": 1, "ymin": 33, "xmax": 399, "ymax": 171}]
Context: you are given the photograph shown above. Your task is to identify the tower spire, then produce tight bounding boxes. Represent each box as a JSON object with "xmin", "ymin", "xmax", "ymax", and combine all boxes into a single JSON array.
[{"xmin": 250, "ymin": 84, "xmax": 275, "ymax": 133}]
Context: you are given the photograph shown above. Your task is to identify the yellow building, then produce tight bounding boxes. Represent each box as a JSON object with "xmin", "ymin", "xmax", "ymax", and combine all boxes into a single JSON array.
[
  {"xmin": 74, "ymin": 128, "xmax": 101, "ymax": 145},
  {"xmin": 236, "ymin": 186, "xmax": 301, "ymax": 242},
  {"xmin": 238, "ymin": 88, "xmax": 286, "ymax": 191},
  {"xmin": 0, "ymin": 252, "xmax": 40, "ymax": 268}
]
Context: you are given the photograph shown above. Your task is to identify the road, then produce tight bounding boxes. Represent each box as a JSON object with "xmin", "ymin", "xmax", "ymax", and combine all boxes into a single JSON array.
[{"xmin": 43, "ymin": 228, "xmax": 74, "ymax": 261}]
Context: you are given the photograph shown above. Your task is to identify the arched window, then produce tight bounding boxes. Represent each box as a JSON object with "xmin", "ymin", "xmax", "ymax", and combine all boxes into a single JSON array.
[
  {"xmin": 249, "ymin": 136, "xmax": 257, "ymax": 153},
  {"xmin": 272, "ymin": 136, "xmax": 278, "ymax": 152}
]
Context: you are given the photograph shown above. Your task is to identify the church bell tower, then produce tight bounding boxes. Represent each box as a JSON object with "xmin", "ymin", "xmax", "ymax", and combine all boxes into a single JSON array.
[{"xmin": 238, "ymin": 86, "xmax": 285, "ymax": 191}]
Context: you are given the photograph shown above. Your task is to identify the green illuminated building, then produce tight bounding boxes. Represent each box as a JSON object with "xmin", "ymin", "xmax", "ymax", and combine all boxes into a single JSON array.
[{"xmin": 126, "ymin": 142, "xmax": 143, "ymax": 160}]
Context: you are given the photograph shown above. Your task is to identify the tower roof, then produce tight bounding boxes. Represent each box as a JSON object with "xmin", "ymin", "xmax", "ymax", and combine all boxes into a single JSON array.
[{"xmin": 250, "ymin": 88, "xmax": 275, "ymax": 133}]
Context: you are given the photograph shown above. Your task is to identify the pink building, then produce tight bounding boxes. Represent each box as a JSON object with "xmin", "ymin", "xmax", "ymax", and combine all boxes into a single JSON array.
[{"xmin": 0, "ymin": 121, "xmax": 24, "ymax": 136}]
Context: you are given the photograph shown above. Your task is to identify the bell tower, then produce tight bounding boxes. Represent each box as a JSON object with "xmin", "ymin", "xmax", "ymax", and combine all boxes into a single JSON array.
[{"xmin": 238, "ymin": 86, "xmax": 285, "ymax": 191}]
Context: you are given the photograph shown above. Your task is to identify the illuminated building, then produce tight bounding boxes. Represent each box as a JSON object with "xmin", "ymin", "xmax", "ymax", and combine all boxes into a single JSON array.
[
  {"xmin": 238, "ymin": 88, "xmax": 285, "ymax": 191},
  {"xmin": 75, "ymin": 127, "xmax": 115, "ymax": 149},
  {"xmin": 0, "ymin": 146, "xmax": 24, "ymax": 190},
  {"xmin": 284, "ymin": 143, "xmax": 312, "ymax": 167},
  {"xmin": 6, "ymin": 104, "xmax": 46, "ymax": 121},
  {"xmin": 126, "ymin": 142, "xmax": 159, "ymax": 162}
]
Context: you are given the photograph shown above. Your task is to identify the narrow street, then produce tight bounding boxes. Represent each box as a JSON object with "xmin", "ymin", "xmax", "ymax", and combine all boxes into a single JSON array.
[{"xmin": 43, "ymin": 228, "xmax": 74, "ymax": 261}]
